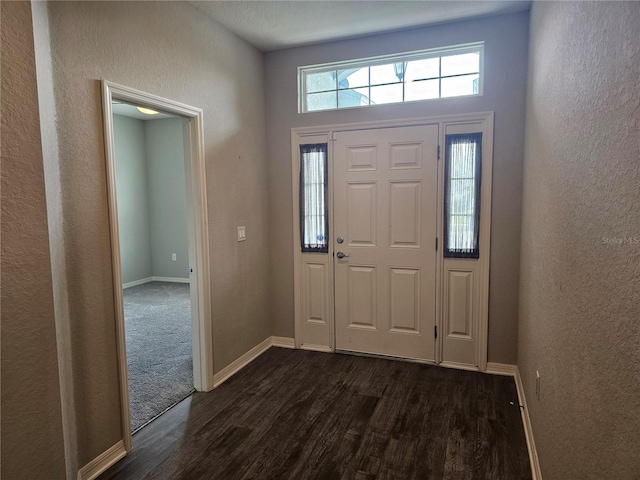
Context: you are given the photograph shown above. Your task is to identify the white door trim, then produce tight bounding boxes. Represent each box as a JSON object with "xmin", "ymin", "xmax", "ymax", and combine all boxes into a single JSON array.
[
  {"xmin": 101, "ymin": 80, "xmax": 214, "ymax": 453},
  {"xmin": 291, "ymin": 111, "xmax": 494, "ymax": 370}
]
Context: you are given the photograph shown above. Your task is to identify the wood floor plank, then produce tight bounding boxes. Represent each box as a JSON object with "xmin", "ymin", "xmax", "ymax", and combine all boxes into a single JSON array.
[
  {"xmin": 407, "ymin": 367, "xmax": 455, "ymax": 480},
  {"xmin": 219, "ymin": 379, "xmax": 324, "ymax": 479},
  {"xmin": 305, "ymin": 394, "xmax": 379, "ymax": 480},
  {"xmin": 442, "ymin": 371, "xmax": 477, "ymax": 480},
  {"xmin": 271, "ymin": 386, "xmax": 364, "ymax": 479},
  {"xmin": 160, "ymin": 356, "xmax": 317, "ymax": 478},
  {"xmin": 99, "ymin": 348, "xmax": 531, "ymax": 480},
  {"xmin": 239, "ymin": 360, "xmax": 357, "ymax": 479}
]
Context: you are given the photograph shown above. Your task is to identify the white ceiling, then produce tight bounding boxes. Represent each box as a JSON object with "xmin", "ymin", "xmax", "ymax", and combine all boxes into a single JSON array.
[
  {"xmin": 112, "ymin": 102, "xmax": 177, "ymax": 120},
  {"xmin": 189, "ymin": 0, "xmax": 531, "ymax": 52}
]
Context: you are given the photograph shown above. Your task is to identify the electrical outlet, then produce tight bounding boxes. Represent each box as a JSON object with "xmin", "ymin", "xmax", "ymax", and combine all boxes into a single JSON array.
[
  {"xmin": 535, "ymin": 371, "xmax": 541, "ymax": 401},
  {"xmin": 171, "ymin": 253, "xmax": 177, "ymax": 261},
  {"xmin": 237, "ymin": 226, "xmax": 246, "ymax": 242}
]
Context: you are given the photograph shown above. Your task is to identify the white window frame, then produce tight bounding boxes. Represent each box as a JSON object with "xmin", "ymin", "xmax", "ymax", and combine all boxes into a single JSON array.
[{"xmin": 298, "ymin": 42, "xmax": 484, "ymax": 114}]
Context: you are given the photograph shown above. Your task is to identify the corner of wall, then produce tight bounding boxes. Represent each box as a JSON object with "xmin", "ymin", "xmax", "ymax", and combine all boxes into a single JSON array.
[{"xmin": 1, "ymin": 1, "xmax": 68, "ymax": 477}]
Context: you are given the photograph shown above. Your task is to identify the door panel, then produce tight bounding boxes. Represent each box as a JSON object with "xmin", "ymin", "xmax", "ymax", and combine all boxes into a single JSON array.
[
  {"xmin": 447, "ymin": 270, "xmax": 473, "ymax": 338},
  {"xmin": 389, "ymin": 181, "xmax": 422, "ymax": 247},
  {"xmin": 347, "ymin": 183, "xmax": 377, "ymax": 246},
  {"xmin": 389, "ymin": 267, "xmax": 421, "ymax": 334},
  {"xmin": 303, "ymin": 262, "xmax": 327, "ymax": 325},
  {"xmin": 347, "ymin": 265, "xmax": 377, "ymax": 329},
  {"xmin": 389, "ymin": 142, "xmax": 422, "ymax": 169},
  {"xmin": 334, "ymin": 125, "xmax": 438, "ymax": 360},
  {"xmin": 442, "ymin": 265, "xmax": 477, "ymax": 365},
  {"xmin": 347, "ymin": 145, "xmax": 377, "ymax": 171}
]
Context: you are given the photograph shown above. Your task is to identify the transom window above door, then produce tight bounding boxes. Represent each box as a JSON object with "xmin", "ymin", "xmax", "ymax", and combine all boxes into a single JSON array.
[{"xmin": 298, "ymin": 42, "xmax": 483, "ymax": 113}]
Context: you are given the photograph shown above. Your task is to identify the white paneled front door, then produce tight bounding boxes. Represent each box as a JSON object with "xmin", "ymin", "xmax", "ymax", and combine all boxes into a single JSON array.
[{"xmin": 333, "ymin": 125, "xmax": 439, "ymax": 361}]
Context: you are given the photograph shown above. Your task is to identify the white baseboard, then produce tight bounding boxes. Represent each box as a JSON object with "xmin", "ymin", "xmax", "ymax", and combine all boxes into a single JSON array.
[
  {"xmin": 212, "ymin": 336, "xmax": 297, "ymax": 387},
  {"xmin": 486, "ymin": 362, "xmax": 518, "ymax": 376},
  {"xmin": 152, "ymin": 276, "xmax": 190, "ymax": 283},
  {"xmin": 77, "ymin": 440, "xmax": 126, "ymax": 480},
  {"xmin": 213, "ymin": 337, "xmax": 273, "ymax": 388},
  {"xmin": 82, "ymin": 336, "xmax": 296, "ymax": 476},
  {"xmin": 122, "ymin": 277, "xmax": 153, "ymax": 289},
  {"xmin": 484, "ymin": 363, "xmax": 542, "ymax": 480},
  {"xmin": 271, "ymin": 336, "xmax": 296, "ymax": 349},
  {"xmin": 122, "ymin": 276, "xmax": 189, "ymax": 289},
  {"xmin": 514, "ymin": 367, "xmax": 543, "ymax": 480}
]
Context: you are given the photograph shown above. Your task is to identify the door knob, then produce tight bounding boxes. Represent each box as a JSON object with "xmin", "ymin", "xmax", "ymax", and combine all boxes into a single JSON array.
[{"xmin": 336, "ymin": 251, "xmax": 349, "ymax": 259}]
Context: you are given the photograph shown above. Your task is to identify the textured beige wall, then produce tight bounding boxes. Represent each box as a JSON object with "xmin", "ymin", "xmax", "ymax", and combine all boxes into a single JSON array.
[
  {"xmin": 41, "ymin": 1, "xmax": 269, "ymax": 468},
  {"xmin": 519, "ymin": 2, "xmax": 640, "ymax": 478},
  {"xmin": 0, "ymin": 2, "xmax": 67, "ymax": 478},
  {"xmin": 265, "ymin": 12, "xmax": 529, "ymax": 364}
]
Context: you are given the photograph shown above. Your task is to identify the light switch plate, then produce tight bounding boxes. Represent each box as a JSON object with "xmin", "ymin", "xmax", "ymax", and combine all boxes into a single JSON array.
[{"xmin": 237, "ymin": 226, "xmax": 246, "ymax": 242}]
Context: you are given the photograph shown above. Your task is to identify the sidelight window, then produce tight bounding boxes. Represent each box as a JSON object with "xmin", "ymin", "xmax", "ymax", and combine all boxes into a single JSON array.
[
  {"xmin": 300, "ymin": 143, "xmax": 329, "ymax": 253},
  {"xmin": 444, "ymin": 133, "xmax": 482, "ymax": 258}
]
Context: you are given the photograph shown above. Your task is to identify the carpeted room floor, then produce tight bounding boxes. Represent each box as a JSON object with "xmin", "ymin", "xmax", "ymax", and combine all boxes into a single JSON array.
[{"xmin": 124, "ymin": 281, "xmax": 194, "ymax": 431}]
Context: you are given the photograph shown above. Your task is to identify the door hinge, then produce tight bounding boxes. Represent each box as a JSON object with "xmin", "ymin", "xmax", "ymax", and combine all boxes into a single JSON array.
[
  {"xmin": 437, "ymin": 145, "xmax": 440, "ymax": 160},
  {"xmin": 434, "ymin": 326, "xmax": 438, "ymax": 339},
  {"xmin": 436, "ymin": 237, "xmax": 438, "ymax": 251},
  {"xmin": 331, "ymin": 132, "xmax": 337, "ymax": 141}
]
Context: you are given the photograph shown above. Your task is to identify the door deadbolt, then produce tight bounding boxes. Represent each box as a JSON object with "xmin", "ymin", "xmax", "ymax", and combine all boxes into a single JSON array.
[{"xmin": 336, "ymin": 236, "xmax": 344, "ymax": 244}]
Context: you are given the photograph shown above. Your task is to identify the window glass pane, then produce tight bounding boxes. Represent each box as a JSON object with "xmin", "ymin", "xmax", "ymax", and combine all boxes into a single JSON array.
[
  {"xmin": 405, "ymin": 58, "xmax": 439, "ymax": 81},
  {"xmin": 306, "ymin": 91, "xmax": 337, "ymax": 111},
  {"xmin": 441, "ymin": 74, "xmax": 479, "ymax": 97},
  {"xmin": 450, "ymin": 144, "xmax": 476, "ymax": 178},
  {"xmin": 306, "ymin": 70, "xmax": 336, "ymax": 93},
  {"xmin": 338, "ymin": 88, "xmax": 370, "ymax": 108},
  {"xmin": 441, "ymin": 53, "xmax": 480, "ymax": 76},
  {"xmin": 370, "ymin": 63, "xmax": 403, "ymax": 85},
  {"xmin": 444, "ymin": 133, "xmax": 482, "ymax": 259},
  {"xmin": 448, "ymin": 215, "xmax": 474, "ymax": 249},
  {"xmin": 299, "ymin": 43, "xmax": 482, "ymax": 113},
  {"xmin": 450, "ymin": 179, "xmax": 476, "ymax": 214},
  {"xmin": 338, "ymin": 67, "xmax": 369, "ymax": 89},
  {"xmin": 370, "ymin": 84, "xmax": 403, "ymax": 105},
  {"xmin": 405, "ymin": 79, "xmax": 439, "ymax": 101},
  {"xmin": 300, "ymin": 144, "xmax": 328, "ymax": 253}
]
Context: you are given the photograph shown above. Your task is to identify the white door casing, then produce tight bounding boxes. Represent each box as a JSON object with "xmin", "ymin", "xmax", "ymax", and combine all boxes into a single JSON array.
[
  {"xmin": 292, "ymin": 112, "xmax": 493, "ymax": 371},
  {"xmin": 101, "ymin": 80, "xmax": 214, "ymax": 453},
  {"xmin": 333, "ymin": 125, "xmax": 439, "ymax": 361}
]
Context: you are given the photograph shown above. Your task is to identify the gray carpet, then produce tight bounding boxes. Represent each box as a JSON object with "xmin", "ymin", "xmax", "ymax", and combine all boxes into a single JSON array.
[{"xmin": 124, "ymin": 281, "xmax": 194, "ymax": 431}]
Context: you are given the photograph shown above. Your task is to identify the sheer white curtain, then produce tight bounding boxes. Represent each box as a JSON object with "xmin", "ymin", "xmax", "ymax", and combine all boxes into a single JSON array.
[
  {"xmin": 300, "ymin": 144, "xmax": 328, "ymax": 253},
  {"xmin": 444, "ymin": 133, "xmax": 482, "ymax": 258}
]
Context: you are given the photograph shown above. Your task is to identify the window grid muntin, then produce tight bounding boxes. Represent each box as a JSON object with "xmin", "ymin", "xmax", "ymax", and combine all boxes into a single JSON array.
[{"xmin": 299, "ymin": 43, "xmax": 483, "ymax": 113}]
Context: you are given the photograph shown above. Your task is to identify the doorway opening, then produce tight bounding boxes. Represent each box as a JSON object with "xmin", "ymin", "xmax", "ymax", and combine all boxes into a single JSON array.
[
  {"xmin": 111, "ymin": 102, "xmax": 194, "ymax": 431},
  {"xmin": 102, "ymin": 81, "xmax": 213, "ymax": 452}
]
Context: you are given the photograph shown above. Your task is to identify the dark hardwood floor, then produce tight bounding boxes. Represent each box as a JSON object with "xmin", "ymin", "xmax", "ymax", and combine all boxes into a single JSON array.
[{"xmin": 100, "ymin": 348, "xmax": 531, "ymax": 480}]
